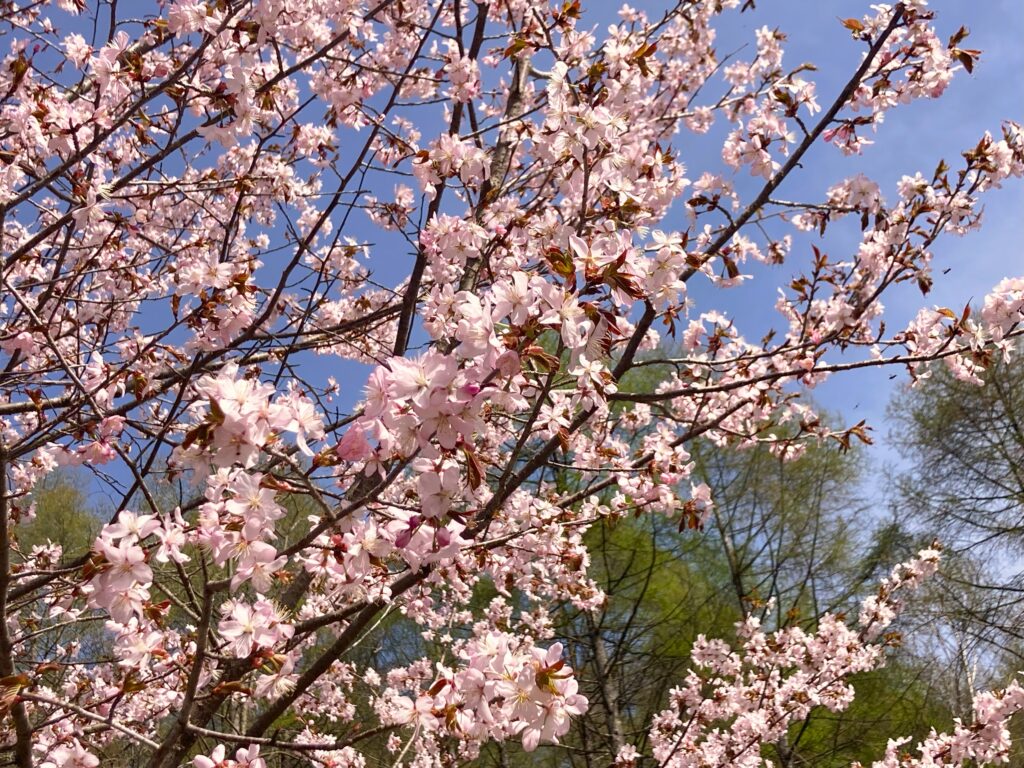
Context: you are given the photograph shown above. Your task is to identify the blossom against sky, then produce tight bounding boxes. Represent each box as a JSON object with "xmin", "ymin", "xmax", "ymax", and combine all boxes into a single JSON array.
[{"xmin": 624, "ymin": 0, "xmax": 1024, "ymax": 482}]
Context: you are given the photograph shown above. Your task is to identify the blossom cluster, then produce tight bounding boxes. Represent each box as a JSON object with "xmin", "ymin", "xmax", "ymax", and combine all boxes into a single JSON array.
[
  {"xmin": 379, "ymin": 628, "xmax": 586, "ymax": 753},
  {"xmin": 634, "ymin": 546, "xmax": 1024, "ymax": 768}
]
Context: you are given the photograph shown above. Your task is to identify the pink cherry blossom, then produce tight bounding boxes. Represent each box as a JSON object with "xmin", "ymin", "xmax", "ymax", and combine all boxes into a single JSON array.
[{"xmin": 0, "ymin": 1, "xmax": 1021, "ymax": 764}]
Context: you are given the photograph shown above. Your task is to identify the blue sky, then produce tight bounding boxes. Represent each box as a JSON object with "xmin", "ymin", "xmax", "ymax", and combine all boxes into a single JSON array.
[
  {"xmin": 616, "ymin": 0, "xmax": 1024, "ymax": 498},
  {"xmin": 746, "ymin": 1, "xmax": 1024, "ymax": 492},
  {"xmin": 37, "ymin": 0, "xmax": 1020, "ymax": 510},
  {"xmin": 254, "ymin": 0, "xmax": 1024, "ymax": 496}
]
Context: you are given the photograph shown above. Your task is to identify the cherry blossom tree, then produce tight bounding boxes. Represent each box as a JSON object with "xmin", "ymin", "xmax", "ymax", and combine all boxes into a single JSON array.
[{"xmin": 0, "ymin": 0, "xmax": 1022, "ymax": 766}]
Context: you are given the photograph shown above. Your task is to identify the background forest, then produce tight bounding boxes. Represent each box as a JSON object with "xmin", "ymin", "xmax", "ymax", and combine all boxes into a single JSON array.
[{"xmin": 25, "ymin": 347, "xmax": 1024, "ymax": 767}]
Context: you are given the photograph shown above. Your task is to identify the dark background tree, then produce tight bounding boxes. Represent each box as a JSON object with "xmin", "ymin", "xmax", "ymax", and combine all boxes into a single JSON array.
[{"xmin": 889, "ymin": 347, "xmax": 1024, "ymax": 686}]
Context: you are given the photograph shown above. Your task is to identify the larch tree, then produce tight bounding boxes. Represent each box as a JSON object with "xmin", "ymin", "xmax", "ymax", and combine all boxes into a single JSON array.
[{"xmin": 889, "ymin": 344, "xmax": 1024, "ymax": 689}]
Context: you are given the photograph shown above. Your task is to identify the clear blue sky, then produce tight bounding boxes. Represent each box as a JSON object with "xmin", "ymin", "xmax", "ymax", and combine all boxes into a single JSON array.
[
  {"xmin": 56, "ymin": 1, "xmax": 1021, "ymax": 510},
  {"xmin": 617, "ymin": 0, "xmax": 1024, "ymax": 499},
  {"xmin": 318, "ymin": 0, "xmax": 1024, "ymax": 499}
]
